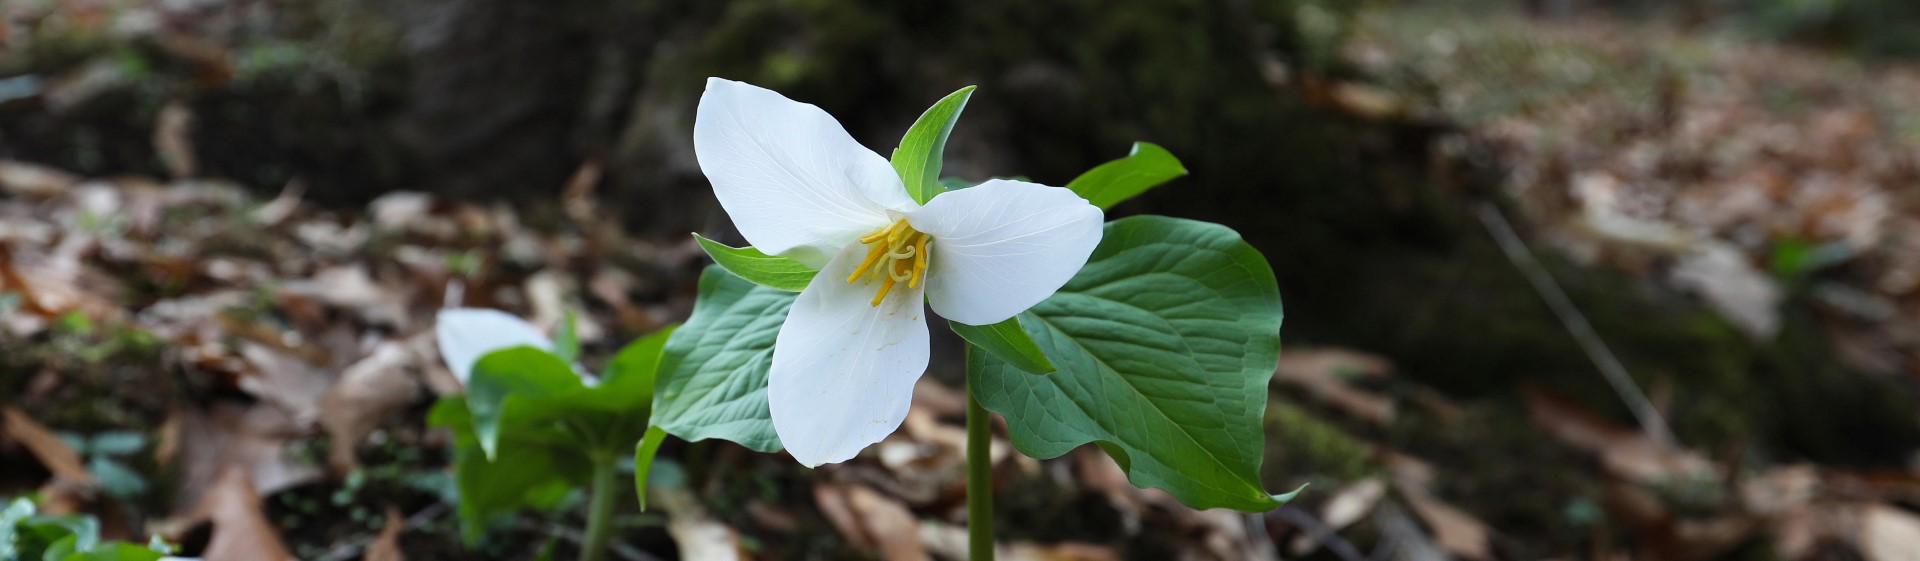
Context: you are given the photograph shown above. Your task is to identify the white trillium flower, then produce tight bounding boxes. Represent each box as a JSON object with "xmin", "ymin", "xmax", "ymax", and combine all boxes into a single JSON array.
[
  {"xmin": 694, "ymin": 78, "xmax": 1105, "ymax": 467},
  {"xmin": 434, "ymin": 308, "xmax": 554, "ymax": 385}
]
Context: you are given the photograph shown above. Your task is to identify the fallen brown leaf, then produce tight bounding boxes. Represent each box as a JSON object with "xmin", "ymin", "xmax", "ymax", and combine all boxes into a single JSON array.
[
  {"xmin": 364, "ymin": 505, "xmax": 407, "ymax": 561},
  {"xmin": 1524, "ymin": 389, "xmax": 1714, "ymax": 483},
  {"xmin": 1290, "ymin": 478, "xmax": 1386, "ymax": 555},
  {"xmin": 192, "ymin": 468, "xmax": 298, "ymax": 561},
  {"xmin": 1274, "ymin": 349, "xmax": 1396, "ymax": 424},
  {"xmin": 816, "ymin": 483, "xmax": 929, "ymax": 561},
  {"xmin": 1397, "ymin": 482, "xmax": 1493, "ymax": 561},
  {"xmin": 1, "ymin": 407, "xmax": 95, "ymax": 512},
  {"xmin": 161, "ymin": 403, "xmax": 322, "ymax": 514},
  {"xmin": 317, "ymin": 341, "xmax": 422, "ymax": 472},
  {"xmin": 1859, "ymin": 503, "xmax": 1920, "ymax": 561}
]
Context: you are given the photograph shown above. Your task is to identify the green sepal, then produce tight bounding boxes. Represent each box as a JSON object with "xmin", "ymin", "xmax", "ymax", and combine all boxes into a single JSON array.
[
  {"xmin": 949, "ymin": 317, "xmax": 1055, "ymax": 374},
  {"xmin": 891, "ymin": 86, "xmax": 977, "ymax": 204},
  {"xmin": 693, "ymin": 233, "xmax": 817, "ymax": 292},
  {"xmin": 1066, "ymin": 142, "xmax": 1187, "ymax": 209}
]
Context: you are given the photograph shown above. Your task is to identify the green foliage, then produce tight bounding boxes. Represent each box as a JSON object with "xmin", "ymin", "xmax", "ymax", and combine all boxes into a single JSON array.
[
  {"xmin": 429, "ymin": 398, "xmax": 584, "ymax": 545},
  {"xmin": 632, "ymin": 427, "xmax": 670, "ymax": 511},
  {"xmin": 1064, "ymin": 142, "xmax": 1187, "ymax": 209},
  {"xmin": 970, "ymin": 216, "xmax": 1289, "ymax": 511},
  {"xmin": 57, "ymin": 432, "xmax": 149, "ymax": 500},
  {"xmin": 651, "ymin": 266, "xmax": 795, "ymax": 453},
  {"xmin": 0, "ymin": 497, "xmax": 166, "ymax": 561},
  {"xmin": 431, "ymin": 327, "xmax": 676, "ymax": 542},
  {"xmin": 891, "ymin": 86, "xmax": 977, "ymax": 204},
  {"xmin": 692, "ymin": 234, "xmax": 817, "ymax": 292},
  {"xmin": 466, "ymin": 347, "xmax": 582, "ymax": 460},
  {"xmin": 553, "ymin": 312, "xmax": 581, "ymax": 365},
  {"xmin": 949, "ymin": 317, "xmax": 1055, "ymax": 375}
]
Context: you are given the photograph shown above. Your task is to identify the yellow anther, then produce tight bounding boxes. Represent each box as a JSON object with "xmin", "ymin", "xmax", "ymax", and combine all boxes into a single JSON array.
[
  {"xmin": 909, "ymin": 235, "xmax": 928, "ymax": 288},
  {"xmin": 846, "ymin": 219, "xmax": 932, "ymax": 306},
  {"xmin": 870, "ymin": 276, "xmax": 897, "ymax": 306}
]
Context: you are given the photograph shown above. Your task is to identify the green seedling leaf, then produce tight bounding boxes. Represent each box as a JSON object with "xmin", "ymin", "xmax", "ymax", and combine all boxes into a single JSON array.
[
  {"xmin": 970, "ymin": 215, "xmax": 1289, "ymax": 511},
  {"xmin": 86, "ymin": 458, "xmax": 146, "ymax": 499},
  {"xmin": 83, "ymin": 432, "xmax": 144, "ymax": 457},
  {"xmin": 467, "ymin": 347, "xmax": 582, "ymax": 459},
  {"xmin": 891, "ymin": 86, "xmax": 977, "ymax": 204},
  {"xmin": 693, "ymin": 234, "xmax": 816, "ymax": 292},
  {"xmin": 652, "ymin": 266, "xmax": 794, "ymax": 452},
  {"xmin": 949, "ymin": 317, "xmax": 1054, "ymax": 374},
  {"xmin": 1065, "ymin": 142, "xmax": 1187, "ymax": 209}
]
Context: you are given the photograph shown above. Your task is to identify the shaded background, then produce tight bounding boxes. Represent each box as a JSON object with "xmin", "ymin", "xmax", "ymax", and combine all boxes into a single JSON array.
[{"xmin": 4, "ymin": 0, "xmax": 1920, "ymax": 559}]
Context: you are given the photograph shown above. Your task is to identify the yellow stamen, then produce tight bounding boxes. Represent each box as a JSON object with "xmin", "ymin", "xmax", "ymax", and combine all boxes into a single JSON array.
[
  {"xmin": 845, "ymin": 218, "xmax": 933, "ymax": 306},
  {"xmin": 870, "ymin": 276, "xmax": 897, "ymax": 306},
  {"xmin": 847, "ymin": 244, "xmax": 888, "ymax": 283},
  {"xmin": 909, "ymin": 236, "xmax": 928, "ymax": 287}
]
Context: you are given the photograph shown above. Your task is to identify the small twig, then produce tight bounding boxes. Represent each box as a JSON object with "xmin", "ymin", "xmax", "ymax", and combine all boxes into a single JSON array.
[
  {"xmin": 1271, "ymin": 506, "xmax": 1367, "ymax": 561},
  {"xmin": 1472, "ymin": 202, "xmax": 1676, "ymax": 445},
  {"xmin": 313, "ymin": 502, "xmax": 449, "ymax": 561}
]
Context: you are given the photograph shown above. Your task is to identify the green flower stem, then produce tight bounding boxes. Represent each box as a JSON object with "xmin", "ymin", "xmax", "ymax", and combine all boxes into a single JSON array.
[
  {"xmin": 966, "ymin": 360, "xmax": 995, "ymax": 561},
  {"xmin": 580, "ymin": 452, "xmax": 620, "ymax": 561}
]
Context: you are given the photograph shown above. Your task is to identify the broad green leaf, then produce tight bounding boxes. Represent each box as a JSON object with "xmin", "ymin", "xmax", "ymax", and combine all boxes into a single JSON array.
[
  {"xmin": 43, "ymin": 535, "xmax": 78, "ymax": 561},
  {"xmin": 467, "ymin": 347, "xmax": 582, "ymax": 459},
  {"xmin": 693, "ymin": 233, "xmax": 816, "ymax": 292},
  {"xmin": 552, "ymin": 311, "xmax": 581, "ymax": 365},
  {"xmin": 969, "ymin": 215, "xmax": 1287, "ymax": 511},
  {"xmin": 1065, "ymin": 142, "xmax": 1187, "ymax": 209},
  {"xmin": 602, "ymin": 325, "xmax": 677, "ymax": 392},
  {"xmin": 949, "ymin": 317, "xmax": 1054, "ymax": 374},
  {"xmin": 632, "ymin": 426, "xmax": 669, "ymax": 511},
  {"xmin": 429, "ymin": 398, "xmax": 586, "ymax": 545},
  {"xmin": 890, "ymin": 86, "xmax": 976, "ymax": 204},
  {"xmin": 652, "ymin": 266, "xmax": 793, "ymax": 452}
]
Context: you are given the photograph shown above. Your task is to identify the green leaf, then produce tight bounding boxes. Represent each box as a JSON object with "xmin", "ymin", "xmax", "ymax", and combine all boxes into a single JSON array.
[
  {"xmin": 602, "ymin": 325, "xmax": 677, "ymax": 393},
  {"xmin": 60, "ymin": 543, "xmax": 163, "ymax": 561},
  {"xmin": 553, "ymin": 311, "xmax": 581, "ymax": 365},
  {"xmin": 891, "ymin": 86, "xmax": 976, "ymax": 204},
  {"xmin": 1065, "ymin": 142, "xmax": 1187, "ymax": 209},
  {"xmin": 693, "ymin": 233, "xmax": 816, "ymax": 292},
  {"xmin": 84, "ymin": 432, "xmax": 144, "ymax": 457},
  {"xmin": 467, "ymin": 347, "xmax": 583, "ymax": 459},
  {"xmin": 43, "ymin": 535, "xmax": 77, "ymax": 561},
  {"xmin": 949, "ymin": 317, "xmax": 1054, "ymax": 374},
  {"xmin": 652, "ymin": 266, "xmax": 793, "ymax": 452},
  {"xmin": 632, "ymin": 426, "xmax": 669, "ymax": 511},
  {"xmin": 969, "ymin": 215, "xmax": 1287, "ymax": 511},
  {"xmin": 86, "ymin": 458, "xmax": 146, "ymax": 499},
  {"xmin": 429, "ymin": 398, "xmax": 588, "ymax": 545}
]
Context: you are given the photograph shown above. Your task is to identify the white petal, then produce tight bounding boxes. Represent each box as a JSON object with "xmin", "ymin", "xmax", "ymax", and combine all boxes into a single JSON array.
[
  {"xmin": 695, "ymin": 78, "xmax": 913, "ymax": 267},
  {"xmin": 435, "ymin": 308, "xmax": 551, "ymax": 385},
  {"xmin": 768, "ymin": 243, "xmax": 930, "ymax": 466},
  {"xmin": 906, "ymin": 179, "xmax": 1104, "ymax": 325}
]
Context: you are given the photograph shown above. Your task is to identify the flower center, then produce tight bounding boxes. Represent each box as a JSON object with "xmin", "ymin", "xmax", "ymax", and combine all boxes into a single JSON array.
[{"xmin": 846, "ymin": 219, "xmax": 931, "ymax": 306}]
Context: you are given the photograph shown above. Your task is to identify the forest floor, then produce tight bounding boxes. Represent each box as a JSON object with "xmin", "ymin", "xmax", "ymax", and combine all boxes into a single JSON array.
[{"xmin": 4, "ymin": 2, "xmax": 1920, "ymax": 561}]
